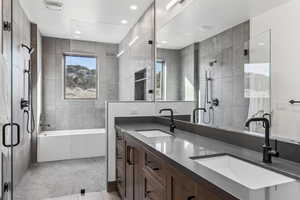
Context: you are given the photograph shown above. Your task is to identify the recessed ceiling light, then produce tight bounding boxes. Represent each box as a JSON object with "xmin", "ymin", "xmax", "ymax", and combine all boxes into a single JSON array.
[
  {"xmin": 166, "ymin": 0, "xmax": 179, "ymax": 11},
  {"xmin": 121, "ymin": 20, "xmax": 128, "ymax": 24},
  {"xmin": 258, "ymin": 42, "xmax": 265, "ymax": 46},
  {"xmin": 44, "ymin": 0, "xmax": 64, "ymax": 11},
  {"xmin": 198, "ymin": 25, "xmax": 213, "ymax": 32},
  {"xmin": 74, "ymin": 30, "xmax": 81, "ymax": 35},
  {"xmin": 161, "ymin": 41, "xmax": 168, "ymax": 44},
  {"xmin": 130, "ymin": 5, "xmax": 138, "ymax": 10},
  {"xmin": 184, "ymin": 33, "xmax": 193, "ymax": 36}
]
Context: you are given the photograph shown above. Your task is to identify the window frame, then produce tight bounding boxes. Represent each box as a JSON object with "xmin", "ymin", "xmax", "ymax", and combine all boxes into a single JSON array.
[
  {"xmin": 63, "ymin": 53, "xmax": 98, "ymax": 100},
  {"xmin": 155, "ymin": 60, "xmax": 166, "ymax": 101}
]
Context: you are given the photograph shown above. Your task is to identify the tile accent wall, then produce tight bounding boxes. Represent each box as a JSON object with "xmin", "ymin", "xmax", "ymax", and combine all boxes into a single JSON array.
[
  {"xmin": 156, "ymin": 48, "xmax": 181, "ymax": 100},
  {"xmin": 42, "ymin": 37, "xmax": 119, "ymax": 131},
  {"xmin": 156, "ymin": 45, "xmax": 195, "ymax": 101},
  {"xmin": 30, "ymin": 23, "xmax": 42, "ymax": 163},
  {"xmin": 180, "ymin": 44, "xmax": 195, "ymax": 101},
  {"xmin": 198, "ymin": 21, "xmax": 250, "ymax": 130}
]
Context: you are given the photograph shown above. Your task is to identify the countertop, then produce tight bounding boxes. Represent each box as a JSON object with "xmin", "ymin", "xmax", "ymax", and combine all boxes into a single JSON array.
[{"xmin": 116, "ymin": 122, "xmax": 300, "ymax": 200}]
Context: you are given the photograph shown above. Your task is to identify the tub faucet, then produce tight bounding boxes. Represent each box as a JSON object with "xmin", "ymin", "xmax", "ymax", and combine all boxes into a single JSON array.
[
  {"xmin": 245, "ymin": 117, "xmax": 279, "ymax": 163},
  {"xmin": 40, "ymin": 123, "xmax": 50, "ymax": 128},
  {"xmin": 159, "ymin": 108, "xmax": 176, "ymax": 133}
]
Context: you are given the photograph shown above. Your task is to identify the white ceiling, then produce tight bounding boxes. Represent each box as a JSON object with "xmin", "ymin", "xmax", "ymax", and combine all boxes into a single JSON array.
[
  {"xmin": 156, "ymin": 0, "xmax": 292, "ymax": 49},
  {"xmin": 19, "ymin": 0, "xmax": 153, "ymax": 44}
]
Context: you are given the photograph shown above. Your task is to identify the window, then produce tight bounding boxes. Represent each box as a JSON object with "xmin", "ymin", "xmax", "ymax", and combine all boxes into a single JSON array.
[
  {"xmin": 155, "ymin": 61, "xmax": 165, "ymax": 100},
  {"xmin": 64, "ymin": 55, "xmax": 97, "ymax": 99}
]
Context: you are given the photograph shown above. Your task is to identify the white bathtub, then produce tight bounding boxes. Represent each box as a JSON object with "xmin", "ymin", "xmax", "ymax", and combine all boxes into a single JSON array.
[{"xmin": 38, "ymin": 129, "xmax": 106, "ymax": 162}]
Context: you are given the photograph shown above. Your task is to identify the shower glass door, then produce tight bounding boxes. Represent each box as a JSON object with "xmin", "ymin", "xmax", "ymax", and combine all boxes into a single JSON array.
[{"xmin": 1, "ymin": 0, "xmax": 14, "ymax": 199}]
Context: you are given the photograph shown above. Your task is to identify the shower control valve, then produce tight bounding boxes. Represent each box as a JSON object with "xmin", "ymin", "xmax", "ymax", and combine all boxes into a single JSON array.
[
  {"xmin": 20, "ymin": 98, "xmax": 29, "ymax": 110},
  {"xmin": 212, "ymin": 98, "xmax": 219, "ymax": 107}
]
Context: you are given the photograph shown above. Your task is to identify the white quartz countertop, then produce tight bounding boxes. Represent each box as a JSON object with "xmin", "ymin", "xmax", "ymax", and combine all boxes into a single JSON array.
[{"xmin": 116, "ymin": 122, "xmax": 300, "ymax": 200}]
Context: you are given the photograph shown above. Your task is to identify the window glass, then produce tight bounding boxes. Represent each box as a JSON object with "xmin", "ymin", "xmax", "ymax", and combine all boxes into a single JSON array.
[
  {"xmin": 155, "ymin": 61, "xmax": 164, "ymax": 100},
  {"xmin": 64, "ymin": 55, "xmax": 97, "ymax": 99}
]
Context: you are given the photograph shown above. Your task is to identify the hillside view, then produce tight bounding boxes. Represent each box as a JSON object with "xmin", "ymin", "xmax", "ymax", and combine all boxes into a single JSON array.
[{"xmin": 65, "ymin": 65, "xmax": 97, "ymax": 99}]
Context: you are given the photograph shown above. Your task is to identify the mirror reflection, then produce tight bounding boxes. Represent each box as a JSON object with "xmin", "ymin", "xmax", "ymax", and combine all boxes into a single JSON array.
[{"xmin": 155, "ymin": 0, "xmax": 274, "ymax": 134}]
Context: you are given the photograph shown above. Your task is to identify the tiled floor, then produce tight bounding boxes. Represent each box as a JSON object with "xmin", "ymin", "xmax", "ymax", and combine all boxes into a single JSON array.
[
  {"xmin": 44, "ymin": 191, "xmax": 120, "ymax": 200},
  {"xmin": 15, "ymin": 157, "xmax": 106, "ymax": 200}
]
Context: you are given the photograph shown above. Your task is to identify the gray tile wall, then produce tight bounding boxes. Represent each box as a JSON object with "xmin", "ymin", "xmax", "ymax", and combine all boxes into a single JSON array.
[
  {"xmin": 156, "ymin": 45, "xmax": 195, "ymax": 101},
  {"xmin": 180, "ymin": 44, "xmax": 195, "ymax": 101},
  {"xmin": 30, "ymin": 23, "xmax": 42, "ymax": 163},
  {"xmin": 156, "ymin": 48, "xmax": 181, "ymax": 100},
  {"xmin": 198, "ymin": 21, "xmax": 250, "ymax": 130},
  {"xmin": 118, "ymin": 4, "xmax": 155, "ymax": 101},
  {"xmin": 42, "ymin": 37, "xmax": 119, "ymax": 131}
]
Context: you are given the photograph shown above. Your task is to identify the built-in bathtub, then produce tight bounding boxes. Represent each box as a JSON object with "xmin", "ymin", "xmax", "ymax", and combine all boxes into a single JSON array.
[{"xmin": 37, "ymin": 129, "xmax": 106, "ymax": 162}]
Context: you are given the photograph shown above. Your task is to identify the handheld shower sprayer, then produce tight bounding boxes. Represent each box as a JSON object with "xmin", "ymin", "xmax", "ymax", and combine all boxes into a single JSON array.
[{"xmin": 21, "ymin": 43, "xmax": 36, "ymax": 134}]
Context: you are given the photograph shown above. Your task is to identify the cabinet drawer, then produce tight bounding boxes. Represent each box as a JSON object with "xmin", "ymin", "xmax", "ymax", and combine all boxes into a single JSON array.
[
  {"xmin": 166, "ymin": 165, "xmax": 198, "ymax": 200},
  {"xmin": 143, "ymin": 170, "xmax": 165, "ymax": 200},
  {"xmin": 143, "ymin": 149, "xmax": 166, "ymax": 185}
]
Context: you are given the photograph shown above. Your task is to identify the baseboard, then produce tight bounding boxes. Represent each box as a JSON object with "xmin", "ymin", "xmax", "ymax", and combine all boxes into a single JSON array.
[{"xmin": 107, "ymin": 181, "xmax": 117, "ymax": 192}]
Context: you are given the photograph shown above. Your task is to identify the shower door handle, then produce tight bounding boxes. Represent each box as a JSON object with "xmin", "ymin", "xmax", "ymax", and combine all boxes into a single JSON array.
[{"xmin": 2, "ymin": 123, "xmax": 20, "ymax": 147}]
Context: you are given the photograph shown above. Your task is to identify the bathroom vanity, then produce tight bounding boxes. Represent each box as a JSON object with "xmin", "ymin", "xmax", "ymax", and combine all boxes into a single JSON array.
[
  {"xmin": 114, "ymin": 118, "xmax": 300, "ymax": 200},
  {"xmin": 115, "ymin": 127, "xmax": 237, "ymax": 200}
]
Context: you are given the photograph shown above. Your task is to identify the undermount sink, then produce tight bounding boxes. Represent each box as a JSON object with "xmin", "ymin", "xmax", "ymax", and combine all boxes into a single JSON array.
[
  {"xmin": 191, "ymin": 154, "xmax": 295, "ymax": 190},
  {"xmin": 136, "ymin": 129, "xmax": 172, "ymax": 138}
]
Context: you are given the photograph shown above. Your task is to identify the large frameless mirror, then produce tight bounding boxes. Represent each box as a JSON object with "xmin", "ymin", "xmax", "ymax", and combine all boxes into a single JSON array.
[{"xmin": 154, "ymin": 0, "xmax": 275, "ymax": 136}]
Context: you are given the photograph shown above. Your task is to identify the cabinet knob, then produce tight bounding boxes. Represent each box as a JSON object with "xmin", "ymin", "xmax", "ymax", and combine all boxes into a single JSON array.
[
  {"xmin": 116, "ymin": 156, "xmax": 123, "ymax": 160},
  {"xmin": 145, "ymin": 191, "xmax": 154, "ymax": 200},
  {"xmin": 146, "ymin": 161, "xmax": 160, "ymax": 171},
  {"xmin": 187, "ymin": 196, "xmax": 196, "ymax": 200}
]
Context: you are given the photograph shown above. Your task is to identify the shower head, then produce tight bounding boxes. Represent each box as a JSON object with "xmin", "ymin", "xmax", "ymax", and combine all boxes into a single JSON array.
[{"xmin": 21, "ymin": 44, "xmax": 35, "ymax": 55}]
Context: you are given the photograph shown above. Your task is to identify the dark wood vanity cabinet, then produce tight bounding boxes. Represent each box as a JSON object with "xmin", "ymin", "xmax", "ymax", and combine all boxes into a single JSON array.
[
  {"xmin": 115, "ymin": 128, "xmax": 126, "ymax": 199},
  {"xmin": 115, "ymin": 129, "xmax": 238, "ymax": 200},
  {"xmin": 166, "ymin": 165, "xmax": 198, "ymax": 200}
]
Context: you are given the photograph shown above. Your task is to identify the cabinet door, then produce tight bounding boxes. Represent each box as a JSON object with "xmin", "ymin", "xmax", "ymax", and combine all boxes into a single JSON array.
[
  {"xmin": 116, "ymin": 128, "xmax": 126, "ymax": 199},
  {"xmin": 166, "ymin": 166, "xmax": 198, "ymax": 200},
  {"xmin": 125, "ymin": 136, "xmax": 144, "ymax": 200},
  {"xmin": 133, "ymin": 143, "xmax": 144, "ymax": 200},
  {"xmin": 125, "ymin": 143, "xmax": 135, "ymax": 200},
  {"xmin": 143, "ymin": 169, "xmax": 165, "ymax": 200},
  {"xmin": 143, "ymin": 149, "xmax": 166, "ymax": 186}
]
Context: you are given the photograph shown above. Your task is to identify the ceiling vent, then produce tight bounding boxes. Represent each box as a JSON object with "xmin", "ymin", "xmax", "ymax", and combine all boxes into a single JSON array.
[{"xmin": 44, "ymin": 0, "xmax": 64, "ymax": 11}]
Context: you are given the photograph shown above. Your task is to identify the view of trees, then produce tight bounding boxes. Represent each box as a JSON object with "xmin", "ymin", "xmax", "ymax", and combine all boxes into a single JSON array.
[{"xmin": 65, "ymin": 56, "xmax": 97, "ymax": 99}]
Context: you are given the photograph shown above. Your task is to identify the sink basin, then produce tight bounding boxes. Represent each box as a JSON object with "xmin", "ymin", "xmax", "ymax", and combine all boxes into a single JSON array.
[
  {"xmin": 192, "ymin": 154, "xmax": 295, "ymax": 190},
  {"xmin": 136, "ymin": 129, "xmax": 172, "ymax": 138}
]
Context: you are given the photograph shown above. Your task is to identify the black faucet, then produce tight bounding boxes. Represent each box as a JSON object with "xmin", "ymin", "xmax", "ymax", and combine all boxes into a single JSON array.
[
  {"xmin": 192, "ymin": 108, "xmax": 206, "ymax": 123},
  {"xmin": 159, "ymin": 108, "xmax": 176, "ymax": 133},
  {"xmin": 245, "ymin": 117, "xmax": 279, "ymax": 163}
]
